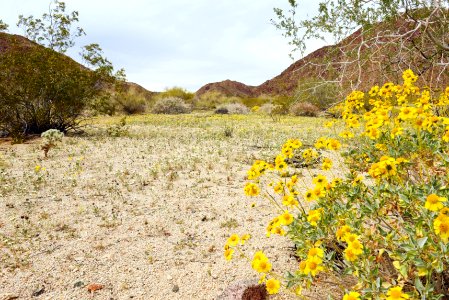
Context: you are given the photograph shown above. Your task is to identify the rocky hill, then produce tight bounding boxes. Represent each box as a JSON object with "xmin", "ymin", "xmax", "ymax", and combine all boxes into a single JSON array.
[
  {"xmin": 0, "ymin": 32, "xmax": 155, "ymax": 99},
  {"xmin": 196, "ymin": 18, "xmax": 449, "ymax": 98}
]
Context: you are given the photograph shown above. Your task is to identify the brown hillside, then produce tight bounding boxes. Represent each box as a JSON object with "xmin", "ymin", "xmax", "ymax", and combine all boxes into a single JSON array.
[
  {"xmin": 0, "ymin": 32, "xmax": 155, "ymax": 98},
  {"xmin": 196, "ymin": 79, "xmax": 256, "ymax": 98},
  {"xmin": 196, "ymin": 17, "xmax": 449, "ymax": 98}
]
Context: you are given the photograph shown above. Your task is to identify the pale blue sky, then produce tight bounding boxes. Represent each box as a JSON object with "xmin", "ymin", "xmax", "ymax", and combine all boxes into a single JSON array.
[{"xmin": 1, "ymin": 0, "xmax": 327, "ymax": 92}]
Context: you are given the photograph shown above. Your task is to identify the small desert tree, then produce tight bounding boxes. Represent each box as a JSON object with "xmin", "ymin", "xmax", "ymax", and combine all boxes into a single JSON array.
[{"xmin": 0, "ymin": 1, "xmax": 118, "ymax": 139}]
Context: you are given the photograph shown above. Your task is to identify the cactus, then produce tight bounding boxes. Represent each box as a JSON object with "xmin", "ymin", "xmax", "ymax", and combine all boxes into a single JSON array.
[{"xmin": 41, "ymin": 129, "xmax": 64, "ymax": 158}]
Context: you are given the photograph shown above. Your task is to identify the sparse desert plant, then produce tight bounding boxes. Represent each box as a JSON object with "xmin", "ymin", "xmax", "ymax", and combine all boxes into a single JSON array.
[
  {"xmin": 289, "ymin": 101, "xmax": 320, "ymax": 117},
  {"xmin": 259, "ymin": 103, "xmax": 286, "ymax": 122},
  {"xmin": 227, "ymin": 70, "xmax": 449, "ymax": 299},
  {"xmin": 106, "ymin": 117, "xmax": 129, "ymax": 137},
  {"xmin": 41, "ymin": 129, "xmax": 64, "ymax": 158},
  {"xmin": 215, "ymin": 103, "xmax": 249, "ymax": 115},
  {"xmin": 114, "ymin": 90, "xmax": 147, "ymax": 115},
  {"xmin": 155, "ymin": 87, "xmax": 194, "ymax": 102},
  {"xmin": 151, "ymin": 97, "xmax": 192, "ymax": 114},
  {"xmin": 259, "ymin": 103, "xmax": 279, "ymax": 115},
  {"xmin": 294, "ymin": 78, "xmax": 341, "ymax": 110}
]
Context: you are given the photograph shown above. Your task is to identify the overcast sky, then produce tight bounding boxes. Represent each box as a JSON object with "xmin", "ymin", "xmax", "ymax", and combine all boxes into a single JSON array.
[{"xmin": 1, "ymin": 0, "xmax": 327, "ymax": 92}]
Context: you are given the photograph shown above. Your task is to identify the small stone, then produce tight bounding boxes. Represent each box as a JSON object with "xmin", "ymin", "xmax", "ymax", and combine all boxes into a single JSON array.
[
  {"xmin": 166, "ymin": 275, "xmax": 172, "ymax": 280},
  {"xmin": 32, "ymin": 286, "xmax": 45, "ymax": 297},
  {"xmin": 87, "ymin": 283, "xmax": 104, "ymax": 293},
  {"xmin": 172, "ymin": 285, "xmax": 179, "ymax": 293},
  {"xmin": 73, "ymin": 281, "xmax": 84, "ymax": 288},
  {"xmin": 1, "ymin": 294, "xmax": 19, "ymax": 300}
]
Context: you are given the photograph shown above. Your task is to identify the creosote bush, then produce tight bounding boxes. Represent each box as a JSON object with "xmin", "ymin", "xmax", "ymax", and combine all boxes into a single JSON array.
[
  {"xmin": 225, "ymin": 70, "xmax": 449, "ymax": 299},
  {"xmin": 151, "ymin": 97, "xmax": 192, "ymax": 114},
  {"xmin": 114, "ymin": 90, "xmax": 147, "ymax": 115},
  {"xmin": 289, "ymin": 101, "xmax": 320, "ymax": 117}
]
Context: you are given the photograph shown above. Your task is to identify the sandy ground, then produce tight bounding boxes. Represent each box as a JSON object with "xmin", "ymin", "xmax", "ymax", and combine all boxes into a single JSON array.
[{"xmin": 0, "ymin": 114, "xmax": 345, "ymax": 300}]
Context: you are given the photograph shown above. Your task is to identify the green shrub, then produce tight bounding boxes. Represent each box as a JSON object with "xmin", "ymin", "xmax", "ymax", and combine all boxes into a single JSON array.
[
  {"xmin": 0, "ymin": 3, "xmax": 116, "ymax": 139},
  {"xmin": 114, "ymin": 89, "xmax": 147, "ymax": 115},
  {"xmin": 294, "ymin": 78, "xmax": 341, "ymax": 110},
  {"xmin": 289, "ymin": 101, "xmax": 320, "ymax": 117},
  {"xmin": 0, "ymin": 41, "xmax": 106, "ymax": 139},
  {"xmin": 155, "ymin": 87, "xmax": 194, "ymax": 102},
  {"xmin": 151, "ymin": 97, "xmax": 192, "ymax": 114}
]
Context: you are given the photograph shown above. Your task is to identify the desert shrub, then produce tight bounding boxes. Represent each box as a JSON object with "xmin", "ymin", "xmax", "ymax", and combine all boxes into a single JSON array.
[
  {"xmin": 214, "ymin": 107, "xmax": 229, "ymax": 114},
  {"xmin": 215, "ymin": 103, "xmax": 249, "ymax": 115},
  {"xmin": 241, "ymin": 94, "xmax": 273, "ymax": 108},
  {"xmin": 195, "ymin": 91, "xmax": 227, "ymax": 110},
  {"xmin": 0, "ymin": 3, "xmax": 116, "ymax": 139},
  {"xmin": 195, "ymin": 91, "xmax": 246, "ymax": 110},
  {"xmin": 258, "ymin": 103, "xmax": 288, "ymax": 122},
  {"xmin": 0, "ymin": 42, "xmax": 106, "ymax": 139},
  {"xmin": 114, "ymin": 90, "xmax": 147, "ymax": 115},
  {"xmin": 151, "ymin": 97, "xmax": 192, "ymax": 114},
  {"xmin": 259, "ymin": 103, "xmax": 278, "ymax": 115},
  {"xmin": 225, "ymin": 70, "xmax": 449, "ymax": 299},
  {"xmin": 106, "ymin": 117, "xmax": 129, "ymax": 137},
  {"xmin": 155, "ymin": 87, "xmax": 194, "ymax": 102},
  {"xmin": 289, "ymin": 101, "xmax": 320, "ymax": 117},
  {"xmin": 294, "ymin": 78, "xmax": 341, "ymax": 110}
]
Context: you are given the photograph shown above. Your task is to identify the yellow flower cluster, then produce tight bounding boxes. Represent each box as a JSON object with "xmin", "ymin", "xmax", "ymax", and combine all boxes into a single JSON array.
[
  {"xmin": 247, "ymin": 160, "xmax": 272, "ymax": 180},
  {"xmin": 336, "ymin": 226, "xmax": 364, "ymax": 261},
  {"xmin": 304, "ymin": 174, "xmax": 328, "ymax": 202},
  {"xmin": 368, "ymin": 156, "xmax": 404, "ymax": 179},
  {"xmin": 266, "ymin": 211, "xmax": 294, "ymax": 237},
  {"xmin": 307, "ymin": 209, "xmax": 322, "ymax": 226},
  {"xmin": 223, "ymin": 233, "xmax": 251, "ymax": 261},
  {"xmin": 433, "ymin": 208, "xmax": 449, "ymax": 243},
  {"xmin": 299, "ymin": 247, "xmax": 324, "ymax": 276},
  {"xmin": 235, "ymin": 69, "xmax": 449, "ymax": 298},
  {"xmin": 314, "ymin": 137, "xmax": 341, "ymax": 150}
]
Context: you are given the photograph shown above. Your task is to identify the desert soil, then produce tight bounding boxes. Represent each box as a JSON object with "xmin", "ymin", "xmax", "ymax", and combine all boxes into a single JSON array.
[{"xmin": 0, "ymin": 114, "xmax": 344, "ymax": 300}]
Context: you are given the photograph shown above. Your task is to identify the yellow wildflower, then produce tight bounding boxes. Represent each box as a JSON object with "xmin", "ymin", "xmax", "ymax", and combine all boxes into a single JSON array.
[
  {"xmin": 303, "ymin": 256, "xmax": 324, "ymax": 276},
  {"xmin": 265, "ymin": 278, "xmax": 281, "ymax": 294},
  {"xmin": 425, "ymin": 193, "xmax": 447, "ymax": 211},
  {"xmin": 386, "ymin": 286, "xmax": 409, "ymax": 300},
  {"xmin": 343, "ymin": 291, "xmax": 361, "ymax": 300},
  {"xmin": 244, "ymin": 183, "xmax": 260, "ymax": 197},
  {"xmin": 226, "ymin": 234, "xmax": 240, "ymax": 247}
]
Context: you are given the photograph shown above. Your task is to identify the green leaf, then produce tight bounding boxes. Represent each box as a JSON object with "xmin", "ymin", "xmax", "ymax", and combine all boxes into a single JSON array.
[{"xmin": 417, "ymin": 237, "xmax": 428, "ymax": 249}]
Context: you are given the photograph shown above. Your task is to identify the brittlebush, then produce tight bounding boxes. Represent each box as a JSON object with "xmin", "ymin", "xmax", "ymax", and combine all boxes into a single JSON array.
[{"xmin": 225, "ymin": 70, "xmax": 449, "ymax": 299}]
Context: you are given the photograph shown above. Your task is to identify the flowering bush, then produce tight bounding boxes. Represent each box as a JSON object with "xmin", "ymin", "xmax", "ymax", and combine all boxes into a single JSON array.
[{"xmin": 225, "ymin": 70, "xmax": 449, "ymax": 299}]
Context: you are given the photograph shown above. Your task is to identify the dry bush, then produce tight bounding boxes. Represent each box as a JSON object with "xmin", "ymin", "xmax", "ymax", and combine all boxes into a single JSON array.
[
  {"xmin": 259, "ymin": 103, "xmax": 279, "ymax": 115},
  {"xmin": 151, "ymin": 97, "xmax": 192, "ymax": 114},
  {"xmin": 215, "ymin": 103, "xmax": 249, "ymax": 115},
  {"xmin": 289, "ymin": 101, "xmax": 320, "ymax": 117}
]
